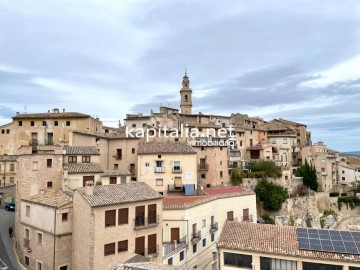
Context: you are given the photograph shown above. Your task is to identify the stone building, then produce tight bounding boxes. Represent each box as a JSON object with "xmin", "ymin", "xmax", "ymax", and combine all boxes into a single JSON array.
[
  {"xmin": 72, "ymin": 182, "xmax": 163, "ymax": 270},
  {"xmin": 137, "ymin": 141, "xmax": 198, "ymax": 196},
  {"xmin": 0, "ymin": 154, "xmax": 17, "ymax": 187}
]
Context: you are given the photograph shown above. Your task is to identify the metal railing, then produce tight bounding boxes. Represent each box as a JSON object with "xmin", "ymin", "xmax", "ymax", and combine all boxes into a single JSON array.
[
  {"xmin": 210, "ymin": 222, "xmax": 218, "ymax": 232},
  {"xmin": 191, "ymin": 231, "xmax": 201, "ymax": 243},
  {"xmin": 168, "ymin": 184, "xmax": 183, "ymax": 192},
  {"xmin": 134, "ymin": 214, "xmax": 159, "ymax": 229},
  {"xmin": 172, "ymin": 167, "xmax": 182, "ymax": 173},
  {"xmin": 154, "ymin": 167, "xmax": 165, "ymax": 173},
  {"xmin": 29, "ymin": 139, "xmax": 38, "ymax": 146},
  {"xmin": 163, "ymin": 236, "xmax": 187, "ymax": 256},
  {"xmin": 241, "ymin": 215, "xmax": 253, "ymax": 222},
  {"xmin": 135, "ymin": 244, "xmax": 159, "ymax": 257}
]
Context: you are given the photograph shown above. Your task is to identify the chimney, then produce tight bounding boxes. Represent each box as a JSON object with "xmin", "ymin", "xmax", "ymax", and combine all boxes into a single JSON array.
[
  {"xmin": 16, "ymin": 112, "xmax": 19, "ymax": 116},
  {"xmin": 85, "ymin": 181, "xmax": 94, "ymax": 196}
]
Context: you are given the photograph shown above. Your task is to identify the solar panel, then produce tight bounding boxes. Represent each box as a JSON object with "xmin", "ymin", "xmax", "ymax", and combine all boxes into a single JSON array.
[{"xmin": 296, "ymin": 228, "xmax": 360, "ymax": 255}]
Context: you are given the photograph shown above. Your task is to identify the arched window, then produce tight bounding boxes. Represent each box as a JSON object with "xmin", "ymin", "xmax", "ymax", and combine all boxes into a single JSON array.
[{"xmin": 184, "ymin": 95, "xmax": 188, "ymax": 102}]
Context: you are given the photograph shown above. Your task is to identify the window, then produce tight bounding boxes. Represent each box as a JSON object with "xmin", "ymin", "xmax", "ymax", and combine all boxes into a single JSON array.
[
  {"xmin": 342, "ymin": 170, "xmax": 345, "ymax": 174},
  {"xmin": 240, "ymin": 141, "xmax": 243, "ymax": 146},
  {"xmin": 105, "ymin": 210, "xmax": 116, "ymax": 227},
  {"xmin": 120, "ymin": 176, "xmax": 126, "ymax": 184},
  {"xmin": 68, "ymin": 156, "xmax": 77, "ymax": 163},
  {"xmin": 42, "ymin": 121, "xmax": 46, "ymax": 126},
  {"xmin": 10, "ymin": 163, "xmax": 15, "ymax": 171},
  {"xmin": 201, "ymin": 146, "xmax": 205, "ymax": 151},
  {"xmin": 180, "ymin": 251, "xmax": 184, "ymax": 261},
  {"xmin": 201, "ymin": 174, "xmax": 206, "ymax": 179},
  {"xmin": 173, "ymin": 161, "xmax": 181, "ymax": 172},
  {"xmin": 202, "ymin": 238, "xmax": 206, "ymax": 247},
  {"xmin": 271, "ymin": 138, "xmax": 276, "ymax": 144},
  {"xmin": 192, "ymin": 243, "xmax": 197, "ymax": 254},
  {"xmin": 227, "ymin": 211, "xmax": 234, "ymax": 221},
  {"xmin": 118, "ymin": 208, "xmax": 128, "ymax": 225},
  {"xmin": 220, "ymin": 171, "xmax": 223, "ymax": 178},
  {"xmin": 19, "ymin": 121, "xmax": 23, "ymax": 126},
  {"xmin": 220, "ymin": 161, "xmax": 222, "ymax": 165},
  {"xmin": 26, "ymin": 205, "xmax": 30, "ymax": 217},
  {"xmin": 47, "ymin": 159, "xmax": 52, "ymax": 167},
  {"xmin": 1, "ymin": 129, "xmax": 4, "ymax": 134},
  {"xmin": 62, "ymin": 213, "xmax": 68, "ymax": 222},
  {"xmin": 202, "ymin": 219, "xmax": 206, "ymax": 227},
  {"xmin": 211, "ymin": 233, "xmax": 215, "ymax": 242},
  {"xmin": 47, "ymin": 181, "xmax": 53, "ymax": 188},
  {"xmin": 156, "ymin": 179, "xmax": 163, "ymax": 186},
  {"xmin": 132, "ymin": 123, "xmax": 136, "ymax": 128},
  {"xmin": 260, "ymin": 257, "xmax": 297, "ymax": 270},
  {"xmin": 110, "ymin": 177, "xmax": 117, "ymax": 184},
  {"xmin": 6, "ymin": 129, "xmax": 9, "ymax": 134},
  {"xmin": 283, "ymin": 138, "xmax": 288, "ymax": 144},
  {"xmin": 342, "ymin": 177, "xmax": 345, "ymax": 181},
  {"xmin": 37, "ymin": 233, "xmax": 42, "ymax": 245},
  {"xmin": 36, "ymin": 261, "xmax": 42, "ymax": 270},
  {"xmin": 250, "ymin": 139, "xmax": 253, "ymax": 146},
  {"xmin": 145, "ymin": 162, "xmax": 149, "ymax": 167},
  {"xmin": 118, "ymin": 240, "xmax": 128, "ymax": 252},
  {"xmin": 54, "ymin": 121, "xmax": 58, "ymax": 126},
  {"xmin": 104, "ymin": 243, "xmax": 115, "ymax": 256},
  {"xmin": 224, "ymin": 252, "xmax": 252, "ymax": 268},
  {"xmin": 302, "ymin": 262, "xmax": 341, "ymax": 270},
  {"xmin": 31, "ymin": 121, "xmax": 35, "ymax": 126},
  {"xmin": 32, "ymin": 161, "xmax": 38, "ymax": 171},
  {"xmin": 114, "ymin": 164, "xmax": 118, "ymax": 170},
  {"xmin": 116, "ymin": 149, "xmax": 122, "ymax": 160},
  {"xmin": 82, "ymin": 156, "xmax": 90, "ymax": 163},
  {"xmin": 10, "ymin": 177, "xmax": 14, "ymax": 183},
  {"xmin": 132, "ymin": 148, "xmax": 135, "ymax": 154},
  {"xmin": 66, "ymin": 121, "xmax": 70, "ymax": 126},
  {"xmin": 220, "ymin": 147, "xmax": 223, "ymax": 151},
  {"xmin": 168, "ymin": 258, "xmax": 173, "ymax": 265},
  {"xmin": 25, "ymin": 256, "xmax": 29, "ymax": 265}
]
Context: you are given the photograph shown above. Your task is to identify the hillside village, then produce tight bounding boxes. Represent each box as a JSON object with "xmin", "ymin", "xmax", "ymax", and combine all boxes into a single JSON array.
[{"xmin": 1, "ymin": 73, "xmax": 360, "ymax": 270}]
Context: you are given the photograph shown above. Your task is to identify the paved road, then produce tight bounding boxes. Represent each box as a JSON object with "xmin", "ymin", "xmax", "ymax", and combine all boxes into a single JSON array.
[{"xmin": 0, "ymin": 208, "xmax": 20, "ymax": 270}]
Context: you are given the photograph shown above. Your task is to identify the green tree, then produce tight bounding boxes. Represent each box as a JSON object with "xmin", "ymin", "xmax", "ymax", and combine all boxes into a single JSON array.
[
  {"xmin": 246, "ymin": 160, "xmax": 282, "ymax": 178},
  {"xmin": 230, "ymin": 168, "xmax": 243, "ymax": 185},
  {"xmin": 295, "ymin": 160, "xmax": 318, "ymax": 192},
  {"xmin": 254, "ymin": 178, "xmax": 287, "ymax": 211}
]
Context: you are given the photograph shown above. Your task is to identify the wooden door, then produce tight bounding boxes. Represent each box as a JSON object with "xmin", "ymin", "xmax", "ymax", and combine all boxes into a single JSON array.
[
  {"xmin": 171, "ymin": 228, "xmax": 180, "ymax": 242},
  {"xmin": 148, "ymin": 233, "xmax": 157, "ymax": 255},
  {"xmin": 135, "ymin": 236, "xmax": 145, "ymax": 256},
  {"xmin": 243, "ymin": 208, "xmax": 249, "ymax": 221},
  {"xmin": 135, "ymin": 205, "xmax": 145, "ymax": 226}
]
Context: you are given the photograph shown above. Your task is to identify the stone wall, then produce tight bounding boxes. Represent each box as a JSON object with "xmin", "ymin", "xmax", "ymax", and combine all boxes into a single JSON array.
[{"xmin": 0, "ymin": 184, "xmax": 15, "ymax": 205}]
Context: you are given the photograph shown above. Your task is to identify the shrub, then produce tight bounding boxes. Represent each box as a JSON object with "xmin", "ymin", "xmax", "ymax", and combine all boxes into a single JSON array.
[
  {"xmin": 95, "ymin": 181, "xmax": 102, "ymax": 186},
  {"xmin": 246, "ymin": 160, "xmax": 282, "ymax": 178},
  {"xmin": 261, "ymin": 214, "xmax": 275, "ymax": 224},
  {"xmin": 341, "ymin": 192, "xmax": 348, "ymax": 197},
  {"xmin": 329, "ymin": 192, "xmax": 339, "ymax": 197},
  {"xmin": 254, "ymin": 178, "xmax": 287, "ymax": 212},
  {"xmin": 230, "ymin": 168, "xmax": 243, "ymax": 185},
  {"xmin": 337, "ymin": 196, "xmax": 360, "ymax": 210}
]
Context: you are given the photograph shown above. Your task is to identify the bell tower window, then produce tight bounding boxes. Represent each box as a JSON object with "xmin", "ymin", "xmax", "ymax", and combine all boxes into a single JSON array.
[{"xmin": 185, "ymin": 95, "xmax": 188, "ymax": 102}]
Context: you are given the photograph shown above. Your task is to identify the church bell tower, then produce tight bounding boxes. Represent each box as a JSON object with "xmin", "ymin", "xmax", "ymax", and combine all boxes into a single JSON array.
[{"xmin": 180, "ymin": 72, "xmax": 192, "ymax": 114}]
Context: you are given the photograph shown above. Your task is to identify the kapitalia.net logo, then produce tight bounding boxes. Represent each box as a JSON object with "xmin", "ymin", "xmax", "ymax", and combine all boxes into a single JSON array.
[{"xmin": 126, "ymin": 124, "xmax": 235, "ymax": 147}]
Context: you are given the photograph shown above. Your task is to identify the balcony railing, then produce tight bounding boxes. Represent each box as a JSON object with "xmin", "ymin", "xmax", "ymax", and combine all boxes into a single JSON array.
[
  {"xmin": 135, "ymin": 244, "xmax": 159, "ymax": 257},
  {"xmin": 191, "ymin": 231, "xmax": 201, "ymax": 243},
  {"xmin": 198, "ymin": 163, "xmax": 209, "ymax": 171},
  {"xmin": 172, "ymin": 167, "xmax": 182, "ymax": 173},
  {"xmin": 241, "ymin": 215, "xmax": 253, "ymax": 222},
  {"xmin": 24, "ymin": 238, "xmax": 30, "ymax": 248},
  {"xmin": 168, "ymin": 184, "xmax": 183, "ymax": 192},
  {"xmin": 163, "ymin": 236, "xmax": 187, "ymax": 256},
  {"xmin": 210, "ymin": 222, "xmax": 218, "ymax": 232},
  {"xmin": 29, "ymin": 139, "xmax": 38, "ymax": 146},
  {"xmin": 154, "ymin": 167, "xmax": 165, "ymax": 173},
  {"xmin": 134, "ymin": 214, "xmax": 159, "ymax": 229}
]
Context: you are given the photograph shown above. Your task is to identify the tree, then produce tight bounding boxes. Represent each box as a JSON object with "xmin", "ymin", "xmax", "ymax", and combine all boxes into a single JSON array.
[
  {"xmin": 254, "ymin": 178, "xmax": 287, "ymax": 212},
  {"xmin": 246, "ymin": 160, "xmax": 282, "ymax": 178},
  {"xmin": 230, "ymin": 168, "xmax": 243, "ymax": 185},
  {"xmin": 295, "ymin": 160, "xmax": 318, "ymax": 192}
]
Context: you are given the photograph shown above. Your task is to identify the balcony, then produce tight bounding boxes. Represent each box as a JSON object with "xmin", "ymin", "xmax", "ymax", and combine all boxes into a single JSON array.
[
  {"xmin": 198, "ymin": 163, "xmax": 209, "ymax": 171},
  {"xmin": 135, "ymin": 245, "xmax": 159, "ymax": 257},
  {"xmin": 154, "ymin": 167, "xmax": 165, "ymax": 173},
  {"xmin": 172, "ymin": 167, "xmax": 182, "ymax": 174},
  {"xmin": 210, "ymin": 222, "xmax": 218, "ymax": 233},
  {"xmin": 241, "ymin": 215, "xmax": 253, "ymax": 222},
  {"xmin": 163, "ymin": 236, "xmax": 187, "ymax": 256},
  {"xmin": 23, "ymin": 238, "xmax": 30, "ymax": 248},
  {"xmin": 168, "ymin": 184, "xmax": 184, "ymax": 194},
  {"xmin": 29, "ymin": 139, "xmax": 38, "ymax": 146},
  {"xmin": 134, "ymin": 215, "xmax": 159, "ymax": 229},
  {"xmin": 191, "ymin": 231, "xmax": 201, "ymax": 243}
]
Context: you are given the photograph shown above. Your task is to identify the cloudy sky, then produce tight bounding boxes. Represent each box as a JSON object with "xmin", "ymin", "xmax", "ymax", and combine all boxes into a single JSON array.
[{"xmin": 0, "ymin": 0, "xmax": 359, "ymax": 151}]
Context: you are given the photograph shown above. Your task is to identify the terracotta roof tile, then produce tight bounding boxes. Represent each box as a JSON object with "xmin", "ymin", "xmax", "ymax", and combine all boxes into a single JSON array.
[
  {"xmin": 203, "ymin": 186, "xmax": 245, "ymax": 195},
  {"xmin": 138, "ymin": 141, "xmax": 196, "ymax": 154},
  {"xmin": 22, "ymin": 190, "xmax": 72, "ymax": 208},
  {"xmin": 0, "ymin": 155, "xmax": 17, "ymax": 162},
  {"xmin": 64, "ymin": 146, "xmax": 100, "ymax": 155},
  {"xmin": 218, "ymin": 221, "xmax": 360, "ymax": 263},
  {"xmin": 13, "ymin": 112, "xmax": 90, "ymax": 119},
  {"xmin": 101, "ymin": 170, "xmax": 131, "ymax": 176},
  {"xmin": 67, "ymin": 163, "xmax": 103, "ymax": 173},
  {"xmin": 77, "ymin": 182, "xmax": 162, "ymax": 207}
]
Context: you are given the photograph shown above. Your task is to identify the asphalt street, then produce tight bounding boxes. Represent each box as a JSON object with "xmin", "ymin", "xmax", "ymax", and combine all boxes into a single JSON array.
[{"xmin": 0, "ymin": 208, "xmax": 19, "ymax": 270}]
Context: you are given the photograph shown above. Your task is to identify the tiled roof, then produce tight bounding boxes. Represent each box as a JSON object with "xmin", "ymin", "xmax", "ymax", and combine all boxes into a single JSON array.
[
  {"xmin": 76, "ymin": 182, "xmax": 162, "ymax": 207},
  {"xmin": 0, "ymin": 155, "xmax": 17, "ymax": 162},
  {"xmin": 64, "ymin": 146, "xmax": 100, "ymax": 155},
  {"xmin": 203, "ymin": 186, "xmax": 245, "ymax": 195},
  {"xmin": 13, "ymin": 112, "xmax": 90, "ymax": 119},
  {"xmin": 163, "ymin": 191, "xmax": 254, "ymax": 210},
  {"xmin": 101, "ymin": 170, "xmax": 131, "ymax": 176},
  {"xmin": 67, "ymin": 163, "xmax": 103, "ymax": 173},
  {"xmin": 22, "ymin": 190, "xmax": 72, "ymax": 208},
  {"xmin": 72, "ymin": 129, "xmax": 130, "ymax": 139},
  {"xmin": 218, "ymin": 221, "xmax": 360, "ymax": 263},
  {"xmin": 112, "ymin": 262, "xmax": 191, "ymax": 270},
  {"xmin": 138, "ymin": 141, "xmax": 196, "ymax": 154}
]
